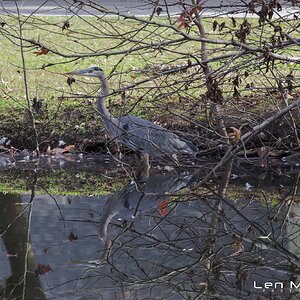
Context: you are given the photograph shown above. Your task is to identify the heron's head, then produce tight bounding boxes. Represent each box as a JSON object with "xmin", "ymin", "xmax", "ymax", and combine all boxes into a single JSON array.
[{"xmin": 65, "ymin": 66, "xmax": 104, "ymax": 78}]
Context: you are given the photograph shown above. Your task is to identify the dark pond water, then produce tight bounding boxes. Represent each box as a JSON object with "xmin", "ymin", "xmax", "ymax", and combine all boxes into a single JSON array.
[{"xmin": 0, "ymin": 153, "xmax": 300, "ymax": 300}]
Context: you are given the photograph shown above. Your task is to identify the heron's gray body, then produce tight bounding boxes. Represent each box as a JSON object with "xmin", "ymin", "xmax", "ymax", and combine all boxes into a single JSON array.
[{"xmin": 101, "ymin": 113, "xmax": 197, "ymax": 156}]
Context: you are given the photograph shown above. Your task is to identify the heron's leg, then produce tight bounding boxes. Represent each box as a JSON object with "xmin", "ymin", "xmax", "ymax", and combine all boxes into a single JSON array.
[
  {"xmin": 171, "ymin": 154, "xmax": 180, "ymax": 166},
  {"xmin": 135, "ymin": 152, "xmax": 150, "ymax": 182},
  {"xmin": 101, "ymin": 237, "xmax": 112, "ymax": 261},
  {"xmin": 116, "ymin": 142, "xmax": 123, "ymax": 159}
]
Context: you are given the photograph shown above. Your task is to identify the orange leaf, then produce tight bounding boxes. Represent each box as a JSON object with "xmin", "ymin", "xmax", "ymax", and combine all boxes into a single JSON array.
[
  {"xmin": 190, "ymin": 5, "xmax": 202, "ymax": 15},
  {"xmin": 177, "ymin": 23, "xmax": 184, "ymax": 30},
  {"xmin": 229, "ymin": 126, "xmax": 241, "ymax": 145},
  {"xmin": 177, "ymin": 13, "xmax": 191, "ymax": 31},
  {"xmin": 50, "ymin": 145, "xmax": 75, "ymax": 155},
  {"xmin": 158, "ymin": 199, "xmax": 173, "ymax": 216},
  {"xmin": 34, "ymin": 264, "xmax": 53, "ymax": 276},
  {"xmin": 50, "ymin": 147, "xmax": 65, "ymax": 155},
  {"xmin": 33, "ymin": 47, "xmax": 49, "ymax": 56},
  {"xmin": 63, "ymin": 144, "xmax": 76, "ymax": 152}
]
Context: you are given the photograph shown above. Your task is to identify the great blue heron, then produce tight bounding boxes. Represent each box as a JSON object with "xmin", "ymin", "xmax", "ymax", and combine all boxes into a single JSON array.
[{"xmin": 66, "ymin": 66, "xmax": 197, "ymax": 168}]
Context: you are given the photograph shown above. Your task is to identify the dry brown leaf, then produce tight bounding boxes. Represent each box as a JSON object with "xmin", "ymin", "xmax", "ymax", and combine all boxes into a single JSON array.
[
  {"xmin": 63, "ymin": 144, "xmax": 76, "ymax": 152},
  {"xmin": 50, "ymin": 148, "xmax": 65, "ymax": 155},
  {"xmin": 62, "ymin": 20, "xmax": 70, "ymax": 31},
  {"xmin": 232, "ymin": 240, "xmax": 244, "ymax": 256},
  {"xmin": 50, "ymin": 145, "xmax": 75, "ymax": 155},
  {"xmin": 67, "ymin": 76, "xmax": 76, "ymax": 86},
  {"xmin": 229, "ymin": 127, "xmax": 241, "ymax": 145},
  {"xmin": 156, "ymin": 6, "xmax": 163, "ymax": 15},
  {"xmin": 33, "ymin": 47, "xmax": 49, "ymax": 56},
  {"xmin": 34, "ymin": 264, "xmax": 53, "ymax": 276},
  {"xmin": 69, "ymin": 231, "xmax": 78, "ymax": 241}
]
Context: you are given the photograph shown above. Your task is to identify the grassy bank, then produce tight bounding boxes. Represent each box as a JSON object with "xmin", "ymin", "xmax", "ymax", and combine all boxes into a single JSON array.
[{"xmin": 0, "ymin": 14, "xmax": 299, "ymax": 151}]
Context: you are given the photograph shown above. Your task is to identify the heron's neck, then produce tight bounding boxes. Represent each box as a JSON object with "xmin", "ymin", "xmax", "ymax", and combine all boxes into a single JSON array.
[{"xmin": 97, "ymin": 76, "xmax": 111, "ymax": 118}]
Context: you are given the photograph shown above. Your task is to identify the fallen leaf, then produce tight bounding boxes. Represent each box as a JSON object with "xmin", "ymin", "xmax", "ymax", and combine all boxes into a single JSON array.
[
  {"xmin": 231, "ymin": 17, "xmax": 236, "ymax": 27},
  {"xmin": 62, "ymin": 20, "xmax": 70, "ymax": 31},
  {"xmin": 232, "ymin": 239, "xmax": 244, "ymax": 256},
  {"xmin": 69, "ymin": 231, "xmax": 78, "ymax": 241},
  {"xmin": 156, "ymin": 6, "xmax": 163, "ymax": 15},
  {"xmin": 50, "ymin": 147, "xmax": 65, "ymax": 155},
  {"xmin": 213, "ymin": 20, "xmax": 218, "ymax": 31},
  {"xmin": 219, "ymin": 22, "xmax": 226, "ymax": 31},
  {"xmin": 34, "ymin": 264, "xmax": 53, "ymax": 276},
  {"xmin": 158, "ymin": 198, "xmax": 176, "ymax": 216},
  {"xmin": 33, "ymin": 47, "xmax": 49, "ymax": 56},
  {"xmin": 32, "ymin": 97, "xmax": 43, "ymax": 113},
  {"xmin": 50, "ymin": 145, "xmax": 75, "ymax": 155},
  {"xmin": 158, "ymin": 199, "xmax": 170, "ymax": 216},
  {"xmin": 67, "ymin": 76, "xmax": 76, "ymax": 86},
  {"xmin": 229, "ymin": 127, "xmax": 241, "ymax": 145},
  {"xmin": 63, "ymin": 144, "xmax": 76, "ymax": 152}
]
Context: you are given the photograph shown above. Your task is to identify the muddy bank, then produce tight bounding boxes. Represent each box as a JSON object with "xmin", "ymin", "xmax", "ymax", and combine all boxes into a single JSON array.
[{"xmin": 1, "ymin": 97, "xmax": 299, "ymax": 157}]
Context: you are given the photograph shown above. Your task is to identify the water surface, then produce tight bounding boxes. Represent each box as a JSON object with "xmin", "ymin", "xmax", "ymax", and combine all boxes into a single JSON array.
[{"xmin": 0, "ymin": 154, "xmax": 299, "ymax": 299}]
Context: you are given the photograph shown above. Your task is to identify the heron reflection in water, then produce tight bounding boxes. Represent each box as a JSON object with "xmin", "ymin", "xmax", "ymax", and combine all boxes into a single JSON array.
[{"xmin": 98, "ymin": 171, "xmax": 198, "ymax": 260}]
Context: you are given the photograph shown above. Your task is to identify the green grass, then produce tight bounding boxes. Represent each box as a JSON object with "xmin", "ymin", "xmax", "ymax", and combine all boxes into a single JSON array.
[
  {"xmin": 0, "ymin": 14, "xmax": 299, "ymax": 149},
  {"xmin": 0, "ymin": 14, "xmax": 297, "ymax": 98},
  {"xmin": 0, "ymin": 168, "xmax": 126, "ymax": 195}
]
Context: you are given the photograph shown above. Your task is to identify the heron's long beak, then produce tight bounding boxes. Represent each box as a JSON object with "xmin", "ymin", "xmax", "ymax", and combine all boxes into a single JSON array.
[{"xmin": 65, "ymin": 69, "xmax": 88, "ymax": 76}]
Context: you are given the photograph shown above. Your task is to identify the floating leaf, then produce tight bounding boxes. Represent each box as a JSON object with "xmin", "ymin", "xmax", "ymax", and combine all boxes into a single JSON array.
[
  {"xmin": 34, "ymin": 264, "xmax": 53, "ymax": 276},
  {"xmin": 232, "ymin": 239, "xmax": 244, "ymax": 256},
  {"xmin": 158, "ymin": 198, "xmax": 176, "ymax": 216},
  {"xmin": 69, "ymin": 231, "xmax": 78, "ymax": 241},
  {"xmin": 158, "ymin": 199, "xmax": 170, "ymax": 216}
]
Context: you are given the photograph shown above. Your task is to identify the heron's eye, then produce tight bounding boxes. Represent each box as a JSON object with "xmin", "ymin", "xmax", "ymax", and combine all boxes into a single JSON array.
[{"xmin": 88, "ymin": 70, "xmax": 93, "ymax": 73}]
